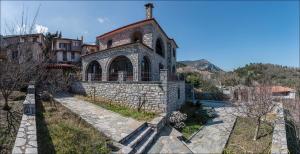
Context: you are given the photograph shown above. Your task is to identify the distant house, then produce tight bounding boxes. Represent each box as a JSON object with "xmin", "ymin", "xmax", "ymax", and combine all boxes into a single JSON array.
[
  {"xmin": 0, "ymin": 33, "xmax": 46, "ymax": 63},
  {"xmin": 271, "ymin": 86, "xmax": 296, "ymax": 99},
  {"xmin": 51, "ymin": 37, "xmax": 83, "ymax": 64}
]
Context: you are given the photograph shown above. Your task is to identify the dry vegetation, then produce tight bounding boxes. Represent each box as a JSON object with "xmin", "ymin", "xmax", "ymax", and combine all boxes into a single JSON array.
[
  {"xmin": 0, "ymin": 91, "xmax": 25, "ymax": 153},
  {"xmin": 224, "ymin": 117, "xmax": 273, "ymax": 154},
  {"xmin": 36, "ymin": 99, "xmax": 111, "ymax": 154}
]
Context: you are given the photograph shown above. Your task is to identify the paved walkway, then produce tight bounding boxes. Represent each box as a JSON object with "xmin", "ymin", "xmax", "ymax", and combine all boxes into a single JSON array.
[
  {"xmin": 187, "ymin": 100, "xmax": 237, "ymax": 154},
  {"xmin": 147, "ymin": 126, "xmax": 193, "ymax": 154},
  {"xmin": 53, "ymin": 93, "xmax": 143, "ymax": 142}
]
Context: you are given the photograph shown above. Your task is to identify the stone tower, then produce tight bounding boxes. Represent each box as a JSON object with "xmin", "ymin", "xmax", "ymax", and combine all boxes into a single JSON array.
[{"xmin": 145, "ymin": 3, "xmax": 154, "ymax": 19}]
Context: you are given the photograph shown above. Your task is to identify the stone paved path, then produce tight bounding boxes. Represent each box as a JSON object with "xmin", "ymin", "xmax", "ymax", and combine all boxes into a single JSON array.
[
  {"xmin": 53, "ymin": 93, "xmax": 143, "ymax": 142},
  {"xmin": 187, "ymin": 100, "xmax": 237, "ymax": 154},
  {"xmin": 147, "ymin": 126, "xmax": 193, "ymax": 154}
]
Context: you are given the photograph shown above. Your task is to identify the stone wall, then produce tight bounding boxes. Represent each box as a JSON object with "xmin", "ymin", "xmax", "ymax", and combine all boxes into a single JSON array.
[
  {"xmin": 167, "ymin": 81, "xmax": 186, "ymax": 113},
  {"xmin": 71, "ymin": 80, "xmax": 185, "ymax": 113},
  {"xmin": 271, "ymin": 102, "xmax": 288, "ymax": 154},
  {"xmin": 71, "ymin": 81, "xmax": 167, "ymax": 112},
  {"xmin": 12, "ymin": 85, "xmax": 38, "ymax": 154}
]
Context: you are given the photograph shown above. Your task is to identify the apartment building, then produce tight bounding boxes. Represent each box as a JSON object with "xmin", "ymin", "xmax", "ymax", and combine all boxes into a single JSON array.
[{"xmin": 52, "ymin": 37, "xmax": 82, "ymax": 64}]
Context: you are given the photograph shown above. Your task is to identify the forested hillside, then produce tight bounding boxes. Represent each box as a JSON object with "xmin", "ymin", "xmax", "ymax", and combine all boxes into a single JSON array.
[{"xmin": 234, "ymin": 63, "xmax": 300, "ymax": 87}]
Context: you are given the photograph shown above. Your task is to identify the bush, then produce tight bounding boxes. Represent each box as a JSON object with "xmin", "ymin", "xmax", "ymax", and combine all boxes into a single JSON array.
[
  {"xmin": 169, "ymin": 111, "xmax": 187, "ymax": 129},
  {"xmin": 12, "ymin": 95, "xmax": 26, "ymax": 101}
]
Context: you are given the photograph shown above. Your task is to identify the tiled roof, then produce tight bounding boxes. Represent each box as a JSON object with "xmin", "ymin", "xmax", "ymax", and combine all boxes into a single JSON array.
[{"xmin": 271, "ymin": 86, "xmax": 295, "ymax": 93}]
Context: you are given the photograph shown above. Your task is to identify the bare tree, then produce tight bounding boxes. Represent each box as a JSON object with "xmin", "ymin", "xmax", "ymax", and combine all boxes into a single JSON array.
[{"xmin": 234, "ymin": 84, "xmax": 276, "ymax": 141}]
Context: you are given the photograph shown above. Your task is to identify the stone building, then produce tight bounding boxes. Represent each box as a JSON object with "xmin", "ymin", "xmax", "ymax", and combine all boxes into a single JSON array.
[{"xmin": 72, "ymin": 3, "xmax": 185, "ymax": 113}]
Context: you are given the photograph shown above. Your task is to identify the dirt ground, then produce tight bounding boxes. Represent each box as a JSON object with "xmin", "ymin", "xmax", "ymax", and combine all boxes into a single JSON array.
[{"xmin": 0, "ymin": 91, "xmax": 25, "ymax": 154}]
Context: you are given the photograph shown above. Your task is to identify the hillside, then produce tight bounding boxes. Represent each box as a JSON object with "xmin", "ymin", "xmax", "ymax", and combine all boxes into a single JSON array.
[
  {"xmin": 178, "ymin": 59, "xmax": 223, "ymax": 72},
  {"xmin": 232, "ymin": 63, "xmax": 300, "ymax": 93}
]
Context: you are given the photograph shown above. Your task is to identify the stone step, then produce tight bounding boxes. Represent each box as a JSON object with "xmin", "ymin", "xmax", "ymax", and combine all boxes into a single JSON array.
[
  {"xmin": 133, "ymin": 129, "xmax": 157, "ymax": 154},
  {"xmin": 119, "ymin": 123, "xmax": 148, "ymax": 145},
  {"xmin": 128, "ymin": 126, "xmax": 152, "ymax": 148}
]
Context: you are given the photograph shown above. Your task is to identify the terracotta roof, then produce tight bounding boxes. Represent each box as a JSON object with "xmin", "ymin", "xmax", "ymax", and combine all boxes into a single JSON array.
[
  {"xmin": 96, "ymin": 18, "xmax": 178, "ymax": 48},
  {"xmin": 271, "ymin": 86, "xmax": 295, "ymax": 93}
]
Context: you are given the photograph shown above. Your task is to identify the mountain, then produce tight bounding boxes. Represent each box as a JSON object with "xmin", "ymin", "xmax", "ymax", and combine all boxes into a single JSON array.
[{"xmin": 178, "ymin": 59, "xmax": 223, "ymax": 72}]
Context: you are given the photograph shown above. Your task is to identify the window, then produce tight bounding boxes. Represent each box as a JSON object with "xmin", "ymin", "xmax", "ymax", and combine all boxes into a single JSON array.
[
  {"xmin": 73, "ymin": 41, "xmax": 80, "ymax": 46},
  {"xmin": 33, "ymin": 38, "xmax": 37, "ymax": 42},
  {"xmin": 59, "ymin": 43, "xmax": 65, "ymax": 48},
  {"xmin": 173, "ymin": 48, "xmax": 176, "ymax": 57},
  {"xmin": 63, "ymin": 51, "xmax": 67, "ymax": 61},
  {"xmin": 71, "ymin": 52, "xmax": 75, "ymax": 60},
  {"xmin": 178, "ymin": 88, "xmax": 180, "ymax": 99},
  {"xmin": 155, "ymin": 38, "xmax": 165, "ymax": 58},
  {"xmin": 107, "ymin": 40, "xmax": 112, "ymax": 48},
  {"xmin": 131, "ymin": 31, "xmax": 143, "ymax": 43},
  {"xmin": 12, "ymin": 51, "xmax": 18, "ymax": 60}
]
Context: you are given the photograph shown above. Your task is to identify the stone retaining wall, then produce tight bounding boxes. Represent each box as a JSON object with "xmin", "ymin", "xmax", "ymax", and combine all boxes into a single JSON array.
[
  {"xmin": 71, "ymin": 80, "xmax": 185, "ymax": 113},
  {"xmin": 12, "ymin": 85, "xmax": 37, "ymax": 154},
  {"xmin": 271, "ymin": 102, "xmax": 288, "ymax": 154}
]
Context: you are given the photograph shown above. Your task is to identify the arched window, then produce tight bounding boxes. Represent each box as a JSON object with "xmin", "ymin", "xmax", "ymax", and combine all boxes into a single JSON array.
[
  {"xmin": 155, "ymin": 38, "xmax": 165, "ymax": 58},
  {"xmin": 86, "ymin": 61, "xmax": 102, "ymax": 81},
  {"xmin": 109, "ymin": 56, "xmax": 133, "ymax": 81},
  {"xmin": 141, "ymin": 56, "xmax": 151, "ymax": 81},
  {"xmin": 131, "ymin": 31, "xmax": 143, "ymax": 43},
  {"xmin": 107, "ymin": 39, "xmax": 112, "ymax": 48}
]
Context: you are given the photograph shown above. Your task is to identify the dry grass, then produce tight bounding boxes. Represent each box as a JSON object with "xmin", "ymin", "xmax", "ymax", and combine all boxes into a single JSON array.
[
  {"xmin": 0, "ymin": 91, "xmax": 25, "ymax": 153},
  {"xmin": 36, "ymin": 99, "xmax": 111, "ymax": 154},
  {"xmin": 223, "ymin": 117, "xmax": 273, "ymax": 154},
  {"xmin": 74, "ymin": 95, "xmax": 157, "ymax": 122}
]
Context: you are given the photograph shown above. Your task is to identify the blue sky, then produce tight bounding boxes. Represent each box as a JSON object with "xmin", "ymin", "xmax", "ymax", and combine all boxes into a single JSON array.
[{"xmin": 1, "ymin": 1, "xmax": 299, "ymax": 71}]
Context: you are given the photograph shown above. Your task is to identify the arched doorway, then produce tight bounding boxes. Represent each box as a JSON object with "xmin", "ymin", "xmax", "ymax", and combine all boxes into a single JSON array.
[
  {"xmin": 141, "ymin": 56, "xmax": 151, "ymax": 81},
  {"xmin": 109, "ymin": 56, "xmax": 133, "ymax": 81},
  {"xmin": 86, "ymin": 61, "xmax": 102, "ymax": 81}
]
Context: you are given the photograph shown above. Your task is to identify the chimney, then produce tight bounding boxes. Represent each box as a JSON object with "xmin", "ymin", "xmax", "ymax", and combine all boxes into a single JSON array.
[
  {"xmin": 145, "ymin": 3, "xmax": 154, "ymax": 19},
  {"xmin": 81, "ymin": 36, "xmax": 83, "ymax": 42}
]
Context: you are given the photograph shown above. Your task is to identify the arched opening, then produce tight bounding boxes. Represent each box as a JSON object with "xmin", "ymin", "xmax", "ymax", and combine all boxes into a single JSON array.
[
  {"xmin": 159, "ymin": 63, "xmax": 164, "ymax": 70},
  {"xmin": 141, "ymin": 56, "xmax": 151, "ymax": 81},
  {"xmin": 107, "ymin": 39, "xmax": 112, "ymax": 48},
  {"xmin": 155, "ymin": 38, "xmax": 165, "ymax": 58},
  {"xmin": 131, "ymin": 31, "xmax": 143, "ymax": 43},
  {"xmin": 86, "ymin": 61, "xmax": 102, "ymax": 81},
  {"xmin": 109, "ymin": 56, "xmax": 133, "ymax": 81}
]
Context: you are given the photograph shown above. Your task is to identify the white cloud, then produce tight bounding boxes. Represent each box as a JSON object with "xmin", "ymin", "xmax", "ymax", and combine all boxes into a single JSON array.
[
  {"xmin": 35, "ymin": 24, "xmax": 48, "ymax": 33},
  {"xmin": 97, "ymin": 17, "xmax": 109, "ymax": 24}
]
